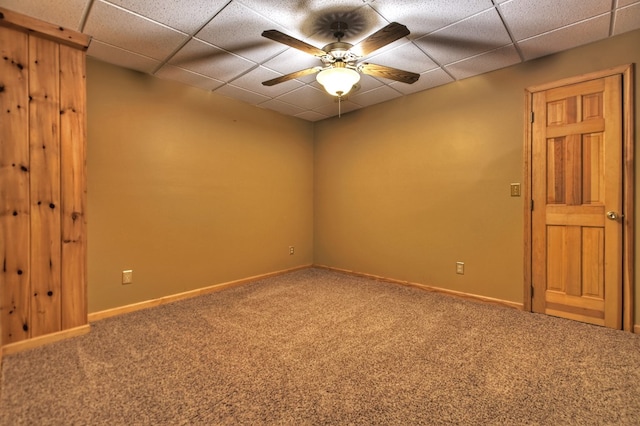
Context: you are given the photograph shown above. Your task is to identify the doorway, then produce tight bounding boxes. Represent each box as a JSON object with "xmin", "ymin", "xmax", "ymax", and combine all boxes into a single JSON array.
[{"xmin": 524, "ymin": 65, "xmax": 634, "ymax": 331}]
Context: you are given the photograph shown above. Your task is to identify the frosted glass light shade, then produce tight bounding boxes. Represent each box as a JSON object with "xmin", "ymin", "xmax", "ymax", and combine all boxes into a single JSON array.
[{"xmin": 316, "ymin": 67, "xmax": 360, "ymax": 96}]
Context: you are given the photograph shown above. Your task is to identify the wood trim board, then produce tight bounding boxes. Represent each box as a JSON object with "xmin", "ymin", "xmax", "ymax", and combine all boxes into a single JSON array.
[
  {"xmin": 0, "ymin": 7, "xmax": 90, "ymax": 49},
  {"xmin": 88, "ymin": 265, "xmax": 313, "ymax": 322},
  {"xmin": 314, "ymin": 264, "xmax": 524, "ymax": 310}
]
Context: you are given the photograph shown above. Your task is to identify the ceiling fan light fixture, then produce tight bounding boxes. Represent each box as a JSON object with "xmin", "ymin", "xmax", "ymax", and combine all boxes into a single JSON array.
[{"xmin": 316, "ymin": 66, "xmax": 360, "ymax": 97}]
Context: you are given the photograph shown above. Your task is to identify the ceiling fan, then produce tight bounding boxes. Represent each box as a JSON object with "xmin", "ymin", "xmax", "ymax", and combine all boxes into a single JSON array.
[{"xmin": 261, "ymin": 21, "xmax": 420, "ymax": 98}]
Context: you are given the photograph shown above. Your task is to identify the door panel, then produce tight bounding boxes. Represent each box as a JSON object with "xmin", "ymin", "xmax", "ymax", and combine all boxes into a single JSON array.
[{"xmin": 531, "ymin": 75, "xmax": 622, "ymax": 329}]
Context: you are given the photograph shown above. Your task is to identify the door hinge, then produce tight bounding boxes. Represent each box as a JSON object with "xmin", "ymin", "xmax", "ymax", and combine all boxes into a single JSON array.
[{"xmin": 530, "ymin": 111, "xmax": 535, "ymax": 123}]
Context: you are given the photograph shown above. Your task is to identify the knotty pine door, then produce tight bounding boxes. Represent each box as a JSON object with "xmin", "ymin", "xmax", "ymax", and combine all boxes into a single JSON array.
[{"xmin": 530, "ymin": 75, "xmax": 623, "ymax": 328}]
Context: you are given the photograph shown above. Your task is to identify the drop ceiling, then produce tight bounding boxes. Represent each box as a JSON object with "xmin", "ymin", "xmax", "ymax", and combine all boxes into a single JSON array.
[{"xmin": 2, "ymin": 0, "xmax": 639, "ymax": 121}]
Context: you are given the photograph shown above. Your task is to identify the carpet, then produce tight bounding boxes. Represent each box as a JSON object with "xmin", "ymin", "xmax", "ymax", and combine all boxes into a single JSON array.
[{"xmin": 2, "ymin": 268, "xmax": 639, "ymax": 424}]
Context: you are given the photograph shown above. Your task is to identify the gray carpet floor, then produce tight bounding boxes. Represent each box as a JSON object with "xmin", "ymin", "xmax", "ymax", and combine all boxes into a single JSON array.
[{"xmin": 2, "ymin": 267, "xmax": 640, "ymax": 425}]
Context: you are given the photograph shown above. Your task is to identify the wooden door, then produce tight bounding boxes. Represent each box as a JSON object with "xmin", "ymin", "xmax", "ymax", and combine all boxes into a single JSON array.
[{"xmin": 531, "ymin": 75, "xmax": 623, "ymax": 328}]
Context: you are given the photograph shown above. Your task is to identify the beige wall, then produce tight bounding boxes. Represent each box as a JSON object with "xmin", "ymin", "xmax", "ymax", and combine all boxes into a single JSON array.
[
  {"xmin": 87, "ymin": 59, "xmax": 314, "ymax": 313},
  {"xmin": 314, "ymin": 29, "xmax": 640, "ymax": 321}
]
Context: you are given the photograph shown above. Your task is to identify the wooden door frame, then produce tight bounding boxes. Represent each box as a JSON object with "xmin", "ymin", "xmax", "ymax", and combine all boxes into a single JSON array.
[{"xmin": 523, "ymin": 64, "xmax": 635, "ymax": 332}]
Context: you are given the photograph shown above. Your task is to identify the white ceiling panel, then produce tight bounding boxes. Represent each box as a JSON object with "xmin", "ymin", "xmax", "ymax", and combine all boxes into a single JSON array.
[
  {"xmin": 414, "ymin": 8, "xmax": 512, "ymax": 65},
  {"xmin": 2, "ymin": 0, "xmax": 638, "ymax": 122},
  {"xmin": 106, "ymin": 0, "xmax": 228, "ymax": 34},
  {"xmin": 168, "ymin": 39, "xmax": 256, "ymax": 82},
  {"xmin": 365, "ymin": 42, "xmax": 438, "ymax": 75},
  {"xmin": 237, "ymin": 0, "xmax": 373, "ymax": 38},
  {"xmin": 196, "ymin": 2, "xmax": 288, "ymax": 63},
  {"xmin": 231, "ymin": 66, "xmax": 304, "ymax": 98},
  {"xmin": 369, "ymin": 0, "xmax": 494, "ymax": 39},
  {"xmin": 295, "ymin": 110, "xmax": 330, "ymax": 122},
  {"xmin": 518, "ymin": 14, "xmax": 611, "ymax": 61},
  {"xmin": 445, "ymin": 44, "xmax": 521, "ymax": 80},
  {"xmin": 276, "ymin": 86, "xmax": 335, "ymax": 110},
  {"xmin": 84, "ymin": 1, "xmax": 189, "ymax": 61},
  {"xmin": 258, "ymin": 99, "xmax": 306, "ymax": 117},
  {"xmin": 498, "ymin": 0, "xmax": 612, "ymax": 41},
  {"xmin": 214, "ymin": 84, "xmax": 270, "ymax": 106},
  {"xmin": 0, "ymin": 0, "xmax": 89, "ymax": 31},
  {"xmin": 314, "ymin": 99, "xmax": 361, "ymax": 117},
  {"xmin": 155, "ymin": 64, "xmax": 224, "ymax": 91},
  {"xmin": 613, "ymin": 2, "xmax": 640, "ymax": 35},
  {"xmin": 350, "ymin": 85, "xmax": 403, "ymax": 107},
  {"xmin": 87, "ymin": 40, "xmax": 160, "ymax": 74},
  {"xmin": 389, "ymin": 68, "xmax": 454, "ymax": 95}
]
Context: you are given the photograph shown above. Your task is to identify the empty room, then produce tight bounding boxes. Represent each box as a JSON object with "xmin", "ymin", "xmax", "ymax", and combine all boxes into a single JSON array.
[{"xmin": 1, "ymin": 0, "xmax": 640, "ymax": 424}]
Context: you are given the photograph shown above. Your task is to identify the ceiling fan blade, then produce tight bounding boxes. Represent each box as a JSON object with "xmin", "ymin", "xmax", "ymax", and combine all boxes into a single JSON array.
[
  {"xmin": 262, "ymin": 30, "xmax": 326, "ymax": 57},
  {"xmin": 352, "ymin": 22, "xmax": 410, "ymax": 57},
  {"xmin": 262, "ymin": 67, "xmax": 322, "ymax": 86},
  {"xmin": 359, "ymin": 63, "xmax": 419, "ymax": 84}
]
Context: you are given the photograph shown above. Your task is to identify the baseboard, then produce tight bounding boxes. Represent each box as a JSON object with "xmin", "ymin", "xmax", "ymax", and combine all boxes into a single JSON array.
[
  {"xmin": 88, "ymin": 264, "xmax": 313, "ymax": 322},
  {"xmin": 314, "ymin": 264, "xmax": 525, "ymax": 311},
  {"xmin": 1, "ymin": 324, "xmax": 91, "ymax": 356},
  {"xmin": 634, "ymin": 324, "xmax": 640, "ymax": 334}
]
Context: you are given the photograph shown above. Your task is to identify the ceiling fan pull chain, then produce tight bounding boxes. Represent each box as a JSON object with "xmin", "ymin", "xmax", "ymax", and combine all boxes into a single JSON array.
[{"xmin": 338, "ymin": 95, "xmax": 342, "ymax": 118}]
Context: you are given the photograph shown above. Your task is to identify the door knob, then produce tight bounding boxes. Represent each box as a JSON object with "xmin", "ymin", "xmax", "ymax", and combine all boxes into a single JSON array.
[{"xmin": 606, "ymin": 211, "xmax": 621, "ymax": 220}]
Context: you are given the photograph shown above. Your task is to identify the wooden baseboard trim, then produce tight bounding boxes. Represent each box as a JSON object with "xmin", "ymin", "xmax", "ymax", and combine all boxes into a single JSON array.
[
  {"xmin": 2, "ymin": 324, "xmax": 90, "ymax": 356},
  {"xmin": 88, "ymin": 264, "xmax": 313, "ymax": 322},
  {"xmin": 314, "ymin": 264, "xmax": 525, "ymax": 310},
  {"xmin": 634, "ymin": 324, "xmax": 640, "ymax": 334}
]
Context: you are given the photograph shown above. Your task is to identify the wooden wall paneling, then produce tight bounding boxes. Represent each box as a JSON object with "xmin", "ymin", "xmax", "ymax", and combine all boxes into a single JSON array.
[
  {"xmin": 28, "ymin": 35, "xmax": 62, "ymax": 337},
  {"xmin": 0, "ymin": 26, "xmax": 31, "ymax": 344},
  {"xmin": 59, "ymin": 44, "xmax": 87, "ymax": 329}
]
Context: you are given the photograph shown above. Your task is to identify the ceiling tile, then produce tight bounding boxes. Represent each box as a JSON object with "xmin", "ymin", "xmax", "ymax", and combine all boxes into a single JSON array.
[
  {"xmin": 105, "ymin": 0, "xmax": 228, "ymax": 34},
  {"xmin": 498, "ymin": 0, "xmax": 612, "ymax": 41},
  {"xmin": 169, "ymin": 38, "xmax": 256, "ymax": 81},
  {"xmin": 84, "ymin": 1, "xmax": 189, "ymax": 61},
  {"xmin": 365, "ymin": 42, "xmax": 438, "ymax": 75},
  {"xmin": 613, "ymin": 2, "xmax": 640, "ymax": 35},
  {"xmin": 276, "ymin": 85, "xmax": 335, "ymax": 110},
  {"xmin": 155, "ymin": 64, "xmax": 224, "ymax": 91},
  {"xmin": 445, "ymin": 45, "xmax": 521, "ymax": 80},
  {"xmin": 237, "ymin": 0, "xmax": 371, "ymax": 38},
  {"xmin": 314, "ymin": 99, "xmax": 361, "ymax": 116},
  {"xmin": 414, "ymin": 8, "xmax": 511, "ymax": 65},
  {"xmin": 518, "ymin": 14, "xmax": 611, "ymax": 61},
  {"xmin": 5, "ymin": 0, "xmax": 634, "ymax": 121},
  {"xmin": 389, "ymin": 68, "xmax": 454, "ymax": 95},
  {"xmin": 262, "ymin": 48, "xmax": 322, "ymax": 84},
  {"xmin": 258, "ymin": 99, "xmax": 306, "ymax": 116},
  {"xmin": 229, "ymin": 66, "xmax": 303, "ymax": 98},
  {"xmin": 196, "ymin": 2, "xmax": 288, "ymax": 63},
  {"xmin": 369, "ymin": 0, "xmax": 494, "ymax": 39},
  {"xmin": 0, "ymin": 0, "xmax": 90, "ymax": 31},
  {"xmin": 214, "ymin": 85, "xmax": 270, "ymax": 105},
  {"xmin": 87, "ymin": 40, "xmax": 161, "ymax": 73},
  {"xmin": 304, "ymin": 4, "xmax": 388, "ymax": 48},
  {"xmin": 295, "ymin": 111, "xmax": 329, "ymax": 122},
  {"xmin": 349, "ymin": 85, "xmax": 402, "ymax": 107}
]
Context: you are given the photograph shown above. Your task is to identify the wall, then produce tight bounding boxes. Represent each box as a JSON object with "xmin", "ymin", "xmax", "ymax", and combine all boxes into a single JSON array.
[
  {"xmin": 314, "ymin": 29, "xmax": 640, "ymax": 320},
  {"xmin": 87, "ymin": 59, "xmax": 314, "ymax": 313}
]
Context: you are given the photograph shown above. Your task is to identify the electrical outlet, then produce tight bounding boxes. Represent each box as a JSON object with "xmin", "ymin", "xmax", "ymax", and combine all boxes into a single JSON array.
[
  {"xmin": 122, "ymin": 269, "xmax": 133, "ymax": 284},
  {"xmin": 456, "ymin": 262, "xmax": 464, "ymax": 275},
  {"xmin": 289, "ymin": 246, "xmax": 295, "ymax": 255}
]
